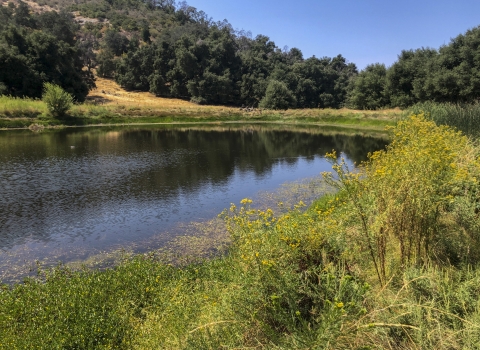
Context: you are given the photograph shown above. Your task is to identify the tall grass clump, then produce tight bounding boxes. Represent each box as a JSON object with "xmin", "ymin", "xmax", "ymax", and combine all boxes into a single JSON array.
[
  {"xmin": 1, "ymin": 115, "xmax": 480, "ymax": 348},
  {"xmin": 0, "ymin": 95, "xmax": 46, "ymax": 118},
  {"xmin": 408, "ymin": 101, "xmax": 480, "ymax": 137}
]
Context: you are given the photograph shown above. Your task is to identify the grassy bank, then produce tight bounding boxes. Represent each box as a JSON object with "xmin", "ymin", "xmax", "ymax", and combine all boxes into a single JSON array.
[
  {"xmin": 1, "ymin": 115, "xmax": 480, "ymax": 349},
  {"xmin": 0, "ymin": 78, "xmax": 401, "ymax": 130},
  {"xmin": 0, "ymin": 98, "xmax": 401, "ymax": 131}
]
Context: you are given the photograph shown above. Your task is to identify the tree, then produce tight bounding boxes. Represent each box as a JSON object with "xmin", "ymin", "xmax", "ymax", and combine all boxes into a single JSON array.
[
  {"xmin": 421, "ymin": 27, "xmax": 480, "ymax": 103},
  {"xmin": 0, "ymin": 4, "xmax": 92, "ymax": 101},
  {"xmin": 347, "ymin": 63, "xmax": 388, "ymax": 110},
  {"xmin": 385, "ymin": 48, "xmax": 437, "ymax": 107},
  {"xmin": 115, "ymin": 45, "xmax": 155, "ymax": 90},
  {"xmin": 14, "ymin": 0, "xmax": 35, "ymax": 28},
  {"xmin": 259, "ymin": 79, "xmax": 296, "ymax": 110},
  {"xmin": 291, "ymin": 55, "xmax": 357, "ymax": 108},
  {"xmin": 103, "ymin": 30, "xmax": 129, "ymax": 56},
  {"xmin": 238, "ymin": 35, "xmax": 276, "ymax": 106},
  {"xmin": 36, "ymin": 10, "xmax": 78, "ymax": 46},
  {"xmin": 96, "ymin": 50, "xmax": 117, "ymax": 78}
]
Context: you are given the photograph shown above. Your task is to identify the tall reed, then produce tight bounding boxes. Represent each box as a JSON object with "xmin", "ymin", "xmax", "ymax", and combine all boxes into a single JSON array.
[{"xmin": 408, "ymin": 101, "xmax": 480, "ymax": 137}]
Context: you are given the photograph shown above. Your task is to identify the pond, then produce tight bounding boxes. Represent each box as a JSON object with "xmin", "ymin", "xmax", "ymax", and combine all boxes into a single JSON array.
[{"xmin": 0, "ymin": 124, "xmax": 388, "ymax": 281}]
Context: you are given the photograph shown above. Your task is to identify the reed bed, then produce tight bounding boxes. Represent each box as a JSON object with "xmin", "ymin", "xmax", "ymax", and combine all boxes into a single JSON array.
[{"xmin": 407, "ymin": 101, "xmax": 480, "ymax": 137}]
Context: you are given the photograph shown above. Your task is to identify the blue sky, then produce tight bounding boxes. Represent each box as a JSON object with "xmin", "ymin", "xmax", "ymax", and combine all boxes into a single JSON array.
[{"xmin": 184, "ymin": 0, "xmax": 480, "ymax": 70}]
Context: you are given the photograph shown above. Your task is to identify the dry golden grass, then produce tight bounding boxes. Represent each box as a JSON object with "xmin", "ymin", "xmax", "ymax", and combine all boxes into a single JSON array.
[
  {"xmin": 89, "ymin": 77, "xmax": 237, "ymax": 112},
  {"xmin": 88, "ymin": 77, "xmax": 403, "ymax": 122}
]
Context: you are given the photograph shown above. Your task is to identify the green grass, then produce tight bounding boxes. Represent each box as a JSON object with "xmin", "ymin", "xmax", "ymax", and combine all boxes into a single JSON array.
[
  {"xmin": 0, "ymin": 96, "xmax": 47, "ymax": 119},
  {"xmin": 0, "ymin": 95, "xmax": 400, "ymax": 131}
]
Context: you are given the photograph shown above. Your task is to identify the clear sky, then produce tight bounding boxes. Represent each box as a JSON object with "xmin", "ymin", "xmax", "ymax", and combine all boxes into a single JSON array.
[{"xmin": 183, "ymin": 0, "xmax": 480, "ymax": 70}]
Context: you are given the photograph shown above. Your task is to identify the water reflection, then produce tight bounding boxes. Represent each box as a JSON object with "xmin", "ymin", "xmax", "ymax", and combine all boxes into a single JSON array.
[{"xmin": 0, "ymin": 124, "xmax": 388, "ymax": 262}]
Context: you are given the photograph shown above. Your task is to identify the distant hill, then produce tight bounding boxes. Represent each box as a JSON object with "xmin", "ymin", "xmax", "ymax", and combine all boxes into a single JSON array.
[{"xmin": 2, "ymin": 0, "xmax": 480, "ymax": 109}]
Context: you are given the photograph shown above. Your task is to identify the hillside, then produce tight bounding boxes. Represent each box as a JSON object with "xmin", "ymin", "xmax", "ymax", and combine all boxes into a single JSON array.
[{"xmin": 2, "ymin": 0, "xmax": 480, "ymax": 110}]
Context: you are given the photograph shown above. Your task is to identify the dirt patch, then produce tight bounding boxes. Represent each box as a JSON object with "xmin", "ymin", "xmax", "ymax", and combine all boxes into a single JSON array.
[{"xmin": 72, "ymin": 10, "xmax": 108, "ymax": 24}]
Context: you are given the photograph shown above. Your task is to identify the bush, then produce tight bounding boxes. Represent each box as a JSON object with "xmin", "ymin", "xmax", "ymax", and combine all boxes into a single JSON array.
[
  {"xmin": 190, "ymin": 96, "xmax": 207, "ymax": 105},
  {"xmin": 42, "ymin": 82, "xmax": 74, "ymax": 118}
]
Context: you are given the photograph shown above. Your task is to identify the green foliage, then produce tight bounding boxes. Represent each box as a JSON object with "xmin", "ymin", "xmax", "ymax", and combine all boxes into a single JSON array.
[
  {"xmin": 9, "ymin": 0, "xmax": 480, "ymax": 109},
  {"xmin": 259, "ymin": 79, "xmax": 296, "ymax": 110},
  {"xmin": 2, "ymin": 117, "xmax": 480, "ymax": 348},
  {"xmin": 371, "ymin": 26, "xmax": 480, "ymax": 109},
  {"xmin": 421, "ymin": 27, "xmax": 480, "ymax": 103},
  {"xmin": 42, "ymin": 82, "xmax": 74, "ymax": 117},
  {"xmin": 0, "ymin": 2, "xmax": 92, "ymax": 101},
  {"xmin": 0, "ymin": 258, "xmax": 175, "ymax": 349},
  {"xmin": 103, "ymin": 29, "xmax": 130, "ymax": 56},
  {"xmin": 96, "ymin": 50, "xmax": 117, "ymax": 78},
  {"xmin": 115, "ymin": 45, "xmax": 155, "ymax": 90},
  {"xmin": 334, "ymin": 25, "xmax": 480, "ymax": 110},
  {"xmin": 385, "ymin": 48, "xmax": 437, "ymax": 108},
  {"xmin": 347, "ymin": 63, "xmax": 389, "ymax": 110},
  {"xmin": 0, "ymin": 95, "xmax": 46, "ymax": 118},
  {"xmin": 111, "ymin": 21, "xmax": 357, "ymax": 107}
]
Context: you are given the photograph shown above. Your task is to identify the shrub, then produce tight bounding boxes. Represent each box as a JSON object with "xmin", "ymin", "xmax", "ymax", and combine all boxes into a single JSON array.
[
  {"xmin": 190, "ymin": 96, "xmax": 207, "ymax": 105},
  {"xmin": 42, "ymin": 82, "xmax": 74, "ymax": 118}
]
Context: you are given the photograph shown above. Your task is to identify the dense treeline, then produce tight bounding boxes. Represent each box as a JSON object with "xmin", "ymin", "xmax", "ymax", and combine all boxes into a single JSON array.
[
  {"xmin": 87, "ymin": 0, "xmax": 357, "ymax": 108},
  {"xmin": 111, "ymin": 31, "xmax": 357, "ymax": 108},
  {"xmin": 348, "ymin": 27, "xmax": 480, "ymax": 109},
  {"xmin": 3, "ymin": 0, "xmax": 480, "ymax": 109},
  {"xmin": 0, "ymin": 0, "xmax": 358, "ymax": 109},
  {"xmin": 0, "ymin": 1, "xmax": 94, "ymax": 101}
]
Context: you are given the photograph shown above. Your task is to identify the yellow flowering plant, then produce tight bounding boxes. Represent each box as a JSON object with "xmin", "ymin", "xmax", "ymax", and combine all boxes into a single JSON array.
[{"xmin": 324, "ymin": 115, "xmax": 480, "ymax": 285}]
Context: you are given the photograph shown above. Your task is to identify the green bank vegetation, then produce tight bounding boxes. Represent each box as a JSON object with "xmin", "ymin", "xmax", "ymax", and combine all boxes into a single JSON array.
[
  {"xmin": 0, "ymin": 93, "xmax": 401, "ymax": 130},
  {"xmin": 3, "ymin": 0, "xmax": 480, "ymax": 132},
  {"xmin": 1, "ymin": 115, "xmax": 480, "ymax": 349}
]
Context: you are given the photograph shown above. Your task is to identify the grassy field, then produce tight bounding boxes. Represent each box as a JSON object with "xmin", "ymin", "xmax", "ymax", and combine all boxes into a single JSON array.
[
  {"xmin": 1, "ymin": 115, "xmax": 480, "ymax": 349},
  {"xmin": 0, "ymin": 78, "xmax": 402, "ymax": 130}
]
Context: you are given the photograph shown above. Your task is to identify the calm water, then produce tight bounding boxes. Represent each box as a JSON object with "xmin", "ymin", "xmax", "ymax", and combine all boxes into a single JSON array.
[{"xmin": 0, "ymin": 124, "xmax": 387, "ymax": 276}]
